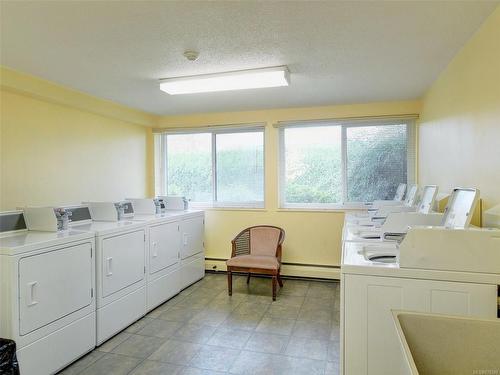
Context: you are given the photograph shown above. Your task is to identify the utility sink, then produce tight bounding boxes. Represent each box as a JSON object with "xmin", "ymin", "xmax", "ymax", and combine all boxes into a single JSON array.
[{"xmin": 393, "ymin": 311, "xmax": 500, "ymax": 375}]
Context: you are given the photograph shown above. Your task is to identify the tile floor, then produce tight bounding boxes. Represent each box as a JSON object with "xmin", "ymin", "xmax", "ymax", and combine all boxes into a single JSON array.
[{"xmin": 59, "ymin": 273, "xmax": 340, "ymax": 375}]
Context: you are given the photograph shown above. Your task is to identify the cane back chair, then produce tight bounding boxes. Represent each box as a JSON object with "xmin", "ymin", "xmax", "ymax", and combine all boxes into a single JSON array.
[{"xmin": 226, "ymin": 225, "xmax": 285, "ymax": 301}]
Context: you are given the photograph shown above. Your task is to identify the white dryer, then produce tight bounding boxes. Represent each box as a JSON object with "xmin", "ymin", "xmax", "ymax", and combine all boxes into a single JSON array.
[
  {"xmin": 0, "ymin": 210, "xmax": 95, "ymax": 375},
  {"xmin": 177, "ymin": 212, "xmax": 205, "ymax": 290},
  {"xmin": 127, "ymin": 198, "xmax": 205, "ymax": 311},
  {"xmin": 128, "ymin": 210, "xmax": 182, "ymax": 313},
  {"xmin": 67, "ymin": 204, "xmax": 147, "ymax": 345}
]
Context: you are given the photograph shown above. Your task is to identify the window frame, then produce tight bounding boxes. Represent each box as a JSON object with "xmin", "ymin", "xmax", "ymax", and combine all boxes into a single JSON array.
[
  {"xmin": 278, "ymin": 118, "xmax": 416, "ymax": 209},
  {"xmin": 156, "ymin": 124, "xmax": 266, "ymax": 209}
]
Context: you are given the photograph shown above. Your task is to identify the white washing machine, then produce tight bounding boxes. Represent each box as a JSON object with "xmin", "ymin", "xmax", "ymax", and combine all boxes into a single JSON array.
[
  {"xmin": 344, "ymin": 183, "xmax": 409, "ymax": 223},
  {"xmin": 0, "ymin": 210, "xmax": 96, "ymax": 375},
  {"xmin": 341, "ymin": 239, "xmax": 499, "ymax": 375},
  {"xmin": 342, "ymin": 185, "xmax": 440, "ymax": 242},
  {"xmin": 67, "ymin": 204, "xmax": 147, "ymax": 345},
  {"xmin": 340, "ymin": 188, "xmax": 500, "ymax": 375}
]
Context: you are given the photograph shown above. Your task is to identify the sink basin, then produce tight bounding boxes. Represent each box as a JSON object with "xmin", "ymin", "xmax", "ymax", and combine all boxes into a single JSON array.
[{"xmin": 393, "ymin": 311, "xmax": 500, "ymax": 375}]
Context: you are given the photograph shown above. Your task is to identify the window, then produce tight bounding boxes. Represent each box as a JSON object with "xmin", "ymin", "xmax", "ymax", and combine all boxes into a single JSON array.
[
  {"xmin": 157, "ymin": 126, "xmax": 264, "ymax": 208},
  {"xmin": 280, "ymin": 119, "xmax": 415, "ymax": 208}
]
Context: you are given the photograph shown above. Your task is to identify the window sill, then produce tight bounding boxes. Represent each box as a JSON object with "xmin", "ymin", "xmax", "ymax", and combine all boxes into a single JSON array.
[
  {"xmin": 189, "ymin": 202, "xmax": 266, "ymax": 211},
  {"xmin": 203, "ymin": 207, "xmax": 268, "ymax": 212},
  {"xmin": 278, "ymin": 203, "xmax": 370, "ymax": 212}
]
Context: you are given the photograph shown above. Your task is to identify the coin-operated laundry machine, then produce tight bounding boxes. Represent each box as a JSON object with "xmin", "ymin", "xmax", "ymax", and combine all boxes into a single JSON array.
[
  {"xmin": 70, "ymin": 202, "xmax": 148, "ymax": 345},
  {"xmin": 371, "ymin": 182, "xmax": 408, "ymax": 206},
  {"xmin": 348, "ymin": 183, "xmax": 409, "ymax": 219},
  {"xmin": 343, "ymin": 185, "xmax": 440, "ymax": 242},
  {"xmin": 345, "ymin": 184, "xmax": 424, "ymax": 224},
  {"xmin": 0, "ymin": 208, "xmax": 95, "ymax": 375},
  {"xmin": 340, "ymin": 188, "xmax": 500, "ymax": 375},
  {"xmin": 125, "ymin": 198, "xmax": 205, "ymax": 312},
  {"xmin": 131, "ymin": 196, "xmax": 205, "ymax": 296}
]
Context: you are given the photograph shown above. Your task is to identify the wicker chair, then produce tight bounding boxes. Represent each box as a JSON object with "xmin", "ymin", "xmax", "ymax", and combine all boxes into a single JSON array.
[{"xmin": 226, "ymin": 225, "xmax": 285, "ymax": 301}]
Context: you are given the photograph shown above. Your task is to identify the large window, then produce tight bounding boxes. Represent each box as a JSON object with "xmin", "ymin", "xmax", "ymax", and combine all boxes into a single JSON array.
[
  {"xmin": 280, "ymin": 119, "xmax": 415, "ymax": 208},
  {"xmin": 157, "ymin": 126, "xmax": 264, "ymax": 208}
]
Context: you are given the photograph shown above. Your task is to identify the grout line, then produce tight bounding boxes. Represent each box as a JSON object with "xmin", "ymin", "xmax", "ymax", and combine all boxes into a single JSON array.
[
  {"xmin": 65, "ymin": 275, "xmax": 339, "ymax": 375},
  {"xmin": 59, "ymin": 350, "xmax": 104, "ymax": 375}
]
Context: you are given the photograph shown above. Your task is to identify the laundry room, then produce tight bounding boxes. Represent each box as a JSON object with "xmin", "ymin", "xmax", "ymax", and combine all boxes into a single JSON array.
[{"xmin": 0, "ymin": 1, "xmax": 499, "ymax": 375}]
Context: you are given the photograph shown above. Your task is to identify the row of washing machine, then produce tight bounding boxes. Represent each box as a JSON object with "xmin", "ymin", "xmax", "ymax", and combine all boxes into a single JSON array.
[
  {"xmin": 0, "ymin": 198, "xmax": 205, "ymax": 375},
  {"xmin": 339, "ymin": 185, "xmax": 500, "ymax": 374}
]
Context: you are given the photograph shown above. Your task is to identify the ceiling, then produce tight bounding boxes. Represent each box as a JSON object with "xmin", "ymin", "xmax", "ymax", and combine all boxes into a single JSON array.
[{"xmin": 0, "ymin": 1, "xmax": 497, "ymax": 115}]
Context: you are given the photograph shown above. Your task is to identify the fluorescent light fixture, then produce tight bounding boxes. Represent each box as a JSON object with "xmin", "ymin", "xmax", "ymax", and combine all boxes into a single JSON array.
[{"xmin": 159, "ymin": 66, "xmax": 290, "ymax": 95}]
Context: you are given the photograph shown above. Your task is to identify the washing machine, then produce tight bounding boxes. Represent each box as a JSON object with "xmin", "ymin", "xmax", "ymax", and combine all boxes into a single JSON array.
[
  {"xmin": 342, "ymin": 185, "xmax": 440, "ymax": 242},
  {"xmin": 0, "ymin": 209, "xmax": 96, "ymax": 375},
  {"xmin": 340, "ymin": 188, "xmax": 499, "ymax": 375}
]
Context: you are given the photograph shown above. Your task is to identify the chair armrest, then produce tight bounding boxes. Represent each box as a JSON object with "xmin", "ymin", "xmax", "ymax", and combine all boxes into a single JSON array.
[{"xmin": 276, "ymin": 244, "xmax": 282, "ymax": 264}]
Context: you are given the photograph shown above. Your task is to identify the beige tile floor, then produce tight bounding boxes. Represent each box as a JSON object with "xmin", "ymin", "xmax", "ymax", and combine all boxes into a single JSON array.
[{"xmin": 59, "ymin": 273, "xmax": 340, "ymax": 375}]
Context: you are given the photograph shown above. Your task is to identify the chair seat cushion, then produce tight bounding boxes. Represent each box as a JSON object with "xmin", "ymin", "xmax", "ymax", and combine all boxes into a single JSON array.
[{"xmin": 226, "ymin": 255, "xmax": 279, "ymax": 270}]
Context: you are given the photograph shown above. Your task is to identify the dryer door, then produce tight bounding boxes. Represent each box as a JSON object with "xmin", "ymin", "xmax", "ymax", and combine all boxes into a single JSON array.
[
  {"xmin": 149, "ymin": 221, "xmax": 180, "ymax": 275},
  {"xmin": 19, "ymin": 242, "xmax": 93, "ymax": 335},
  {"xmin": 180, "ymin": 217, "xmax": 204, "ymax": 260},
  {"xmin": 102, "ymin": 229, "xmax": 145, "ymax": 297}
]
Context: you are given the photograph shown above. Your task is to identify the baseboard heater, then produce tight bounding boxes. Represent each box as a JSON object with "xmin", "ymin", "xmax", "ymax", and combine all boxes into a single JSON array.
[{"xmin": 204, "ymin": 257, "xmax": 340, "ymax": 280}]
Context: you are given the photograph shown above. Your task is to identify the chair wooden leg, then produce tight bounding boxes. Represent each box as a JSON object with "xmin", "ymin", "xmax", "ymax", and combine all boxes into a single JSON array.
[
  {"xmin": 227, "ymin": 270, "xmax": 232, "ymax": 296},
  {"xmin": 246, "ymin": 272, "xmax": 251, "ymax": 284},
  {"xmin": 277, "ymin": 271, "xmax": 283, "ymax": 288},
  {"xmin": 272, "ymin": 275, "xmax": 277, "ymax": 301}
]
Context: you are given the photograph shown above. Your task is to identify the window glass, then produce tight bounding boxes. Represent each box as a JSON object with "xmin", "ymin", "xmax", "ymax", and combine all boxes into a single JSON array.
[
  {"xmin": 164, "ymin": 128, "xmax": 265, "ymax": 207},
  {"xmin": 166, "ymin": 133, "xmax": 212, "ymax": 202},
  {"xmin": 216, "ymin": 132, "xmax": 264, "ymax": 203},
  {"xmin": 283, "ymin": 126, "xmax": 342, "ymax": 204},
  {"xmin": 346, "ymin": 124, "xmax": 407, "ymax": 201}
]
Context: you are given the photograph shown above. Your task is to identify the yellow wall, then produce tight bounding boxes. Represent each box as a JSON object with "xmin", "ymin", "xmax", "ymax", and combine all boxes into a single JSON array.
[
  {"xmin": 0, "ymin": 67, "xmax": 153, "ymax": 209},
  {"xmin": 156, "ymin": 100, "xmax": 421, "ymax": 277},
  {"xmin": 3, "ymin": 5, "xmax": 498, "ymax": 278},
  {"xmin": 419, "ymin": 6, "xmax": 500, "ymax": 210}
]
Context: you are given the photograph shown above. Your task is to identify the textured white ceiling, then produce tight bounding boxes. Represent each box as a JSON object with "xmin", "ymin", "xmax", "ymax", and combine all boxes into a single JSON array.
[{"xmin": 0, "ymin": 1, "xmax": 497, "ymax": 115}]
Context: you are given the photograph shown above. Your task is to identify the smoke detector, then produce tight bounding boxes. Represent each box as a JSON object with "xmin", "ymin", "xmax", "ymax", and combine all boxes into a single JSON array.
[{"xmin": 183, "ymin": 50, "xmax": 199, "ymax": 61}]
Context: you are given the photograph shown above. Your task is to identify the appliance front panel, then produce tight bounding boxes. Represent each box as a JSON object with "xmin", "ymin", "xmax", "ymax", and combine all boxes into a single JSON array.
[
  {"xmin": 101, "ymin": 230, "xmax": 145, "ymax": 297},
  {"xmin": 149, "ymin": 222, "xmax": 180, "ymax": 274},
  {"xmin": 180, "ymin": 254, "xmax": 205, "ymax": 289},
  {"xmin": 19, "ymin": 242, "xmax": 93, "ymax": 335},
  {"xmin": 180, "ymin": 217, "xmax": 204, "ymax": 260}
]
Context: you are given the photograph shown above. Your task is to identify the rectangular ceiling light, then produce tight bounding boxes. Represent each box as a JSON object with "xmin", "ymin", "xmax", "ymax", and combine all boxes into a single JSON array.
[{"xmin": 159, "ymin": 66, "xmax": 290, "ymax": 95}]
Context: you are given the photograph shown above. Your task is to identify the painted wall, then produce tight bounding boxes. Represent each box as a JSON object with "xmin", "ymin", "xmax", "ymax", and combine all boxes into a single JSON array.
[
  {"xmin": 419, "ymin": 6, "xmax": 500, "ymax": 210},
  {"xmin": 0, "ymin": 68, "xmax": 153, "ymax": 210},
  {"xmin": 0, "ymin": 66, "xmax": 424, "ymax": 278},
  {"xmin": 156, "ymin": 100, "xmax": 421, "ymax": 278}
]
